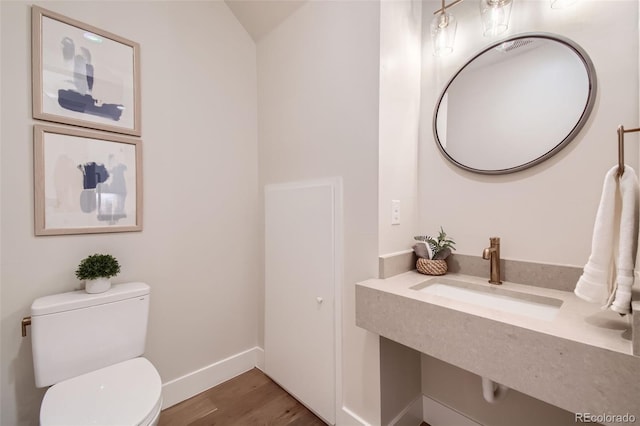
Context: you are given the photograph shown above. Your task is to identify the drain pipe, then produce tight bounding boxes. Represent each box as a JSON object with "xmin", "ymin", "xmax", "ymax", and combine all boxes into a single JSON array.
[{"xmin": 481, "ymin": 377, "xmax": 509, "ymax": 403}]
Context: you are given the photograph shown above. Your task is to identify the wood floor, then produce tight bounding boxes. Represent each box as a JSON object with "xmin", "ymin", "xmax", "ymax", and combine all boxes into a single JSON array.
[{"xmin": 159, "ymin": 368, "xmax": 327, "ymax": 426}]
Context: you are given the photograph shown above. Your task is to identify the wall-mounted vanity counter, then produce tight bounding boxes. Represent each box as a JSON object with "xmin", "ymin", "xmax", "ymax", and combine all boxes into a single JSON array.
[{"xmin": 356, "ymin": 271, "xmax": 640, "ymax": 420}]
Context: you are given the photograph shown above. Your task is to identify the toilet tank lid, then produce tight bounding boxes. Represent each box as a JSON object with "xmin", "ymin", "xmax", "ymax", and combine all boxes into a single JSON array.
[{"xmin": 31, "ymin": 282, "xmax": 150, "ymax": 316}]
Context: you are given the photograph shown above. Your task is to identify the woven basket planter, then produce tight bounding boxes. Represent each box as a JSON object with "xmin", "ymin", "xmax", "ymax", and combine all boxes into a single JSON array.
[{"xmin": 416, "ymin": 258, "xmax": 447, "ymax": 276}]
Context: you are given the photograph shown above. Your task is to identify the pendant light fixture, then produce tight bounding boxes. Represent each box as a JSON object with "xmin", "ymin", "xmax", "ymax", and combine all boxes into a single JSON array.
[
  {"xmin": 431, "ymin": 0, "xmax": 463, "ymax": 56},
  {"xmin": 480, "ymin": 0, "xmax": 513, "ymax": 37}
]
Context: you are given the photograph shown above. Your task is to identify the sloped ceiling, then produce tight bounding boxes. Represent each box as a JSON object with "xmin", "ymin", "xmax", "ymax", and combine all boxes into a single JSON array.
[{"xmin": 225, "ymin": 0, "xmax": 307, "ymax": 42}]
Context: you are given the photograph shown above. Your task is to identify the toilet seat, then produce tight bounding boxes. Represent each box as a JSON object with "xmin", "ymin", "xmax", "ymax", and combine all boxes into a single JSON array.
[{"xmin": 40, "ymin": 357, "xmax": 162, "ymax": 426}]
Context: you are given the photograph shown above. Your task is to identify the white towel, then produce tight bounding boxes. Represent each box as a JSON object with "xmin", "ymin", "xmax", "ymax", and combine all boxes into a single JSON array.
[
  {"xmin": 609, "ymin": 166, "xmax": 639, "ymax": 314},
  {"xmin": 575, "ymin": 165, "xmax": 639, "ymax": 314}
]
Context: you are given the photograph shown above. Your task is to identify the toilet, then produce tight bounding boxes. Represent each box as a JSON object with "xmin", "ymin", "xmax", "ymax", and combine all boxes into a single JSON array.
[{"xmin": 30, "ymin": 282, "xmax": 163, "ymax": 426}]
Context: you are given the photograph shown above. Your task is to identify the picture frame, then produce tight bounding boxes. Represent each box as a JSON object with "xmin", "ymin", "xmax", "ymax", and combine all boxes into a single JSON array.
[
  {"xmin": 34, "ymin": 124, "xmax": 143, "ymax": 235},
  {"xmin": 32, "ymin": 6, "xmax": 141, "ymax": 136}
]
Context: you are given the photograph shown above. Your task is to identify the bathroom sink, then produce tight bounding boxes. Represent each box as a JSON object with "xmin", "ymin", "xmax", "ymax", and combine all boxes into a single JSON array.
[{"xmin": 411, "ymin": 278, "xmax": 563, "ymax": 321}]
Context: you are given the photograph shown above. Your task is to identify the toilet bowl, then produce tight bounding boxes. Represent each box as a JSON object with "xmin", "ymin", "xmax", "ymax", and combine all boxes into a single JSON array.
[
  {"xmin": 30, "ymin": 282, "xmax": 162, "ymax": 425},
  {"xmin": 40, "ymin": 358, "xmax": 162, "ymax": 426}
]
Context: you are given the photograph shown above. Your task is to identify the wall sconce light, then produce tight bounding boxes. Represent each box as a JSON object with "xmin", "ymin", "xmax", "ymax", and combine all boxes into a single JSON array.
[
  {"xmin": 480, "ymin": 0, "xmax": 513, "ymax": 37},
  {"xmin": 431, "ymin": 0, "xmax": 463, "ymax": 56}
]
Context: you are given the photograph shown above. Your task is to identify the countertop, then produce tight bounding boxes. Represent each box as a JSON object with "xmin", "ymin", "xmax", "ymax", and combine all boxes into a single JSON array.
[
  {"xmin": 356, "ymin": 271, "xmax": 640, "ymax": 422},
  {"xmin": 360, "ymin": 271, "xmax": 632, "ymax": 355}
]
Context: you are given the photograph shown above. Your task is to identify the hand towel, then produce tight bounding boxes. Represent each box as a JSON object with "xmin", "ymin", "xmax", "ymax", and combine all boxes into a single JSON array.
[
  {"xmin": 575, "ymin": 165, "xmax": 639, "ymax": 313},
  {"xmin": 575, "ymin": 166, "xmax": 620, "ymax": 304},
  {"xmin": 608, "ymin": 166, "xmax": 639, "ymax": 314}
]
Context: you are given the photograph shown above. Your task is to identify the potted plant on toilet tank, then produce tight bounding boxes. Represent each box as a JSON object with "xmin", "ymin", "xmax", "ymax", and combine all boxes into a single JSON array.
[{"xmin": 76, "ymin": 253, "xmax": 120, "ymax": 294}]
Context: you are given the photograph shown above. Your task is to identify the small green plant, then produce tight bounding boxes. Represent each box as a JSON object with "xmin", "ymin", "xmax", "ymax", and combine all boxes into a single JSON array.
[
  {"xmin": 414, "ymin": 227, "xmax": 456, "ymax": 260},
  {"xmin": 75, "ymin": 254, "xmax": 121, "ymax": 280}
]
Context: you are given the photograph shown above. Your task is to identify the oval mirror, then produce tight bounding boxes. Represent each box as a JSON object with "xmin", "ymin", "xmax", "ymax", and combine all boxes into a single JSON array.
[{"xmin": 433, "ymin": 33, "xmax": 597, "ymax": 174}]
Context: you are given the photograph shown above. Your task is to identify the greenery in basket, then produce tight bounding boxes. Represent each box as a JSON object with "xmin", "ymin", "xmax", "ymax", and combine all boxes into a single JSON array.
[
  {"xmin": 75, "ymin": 254, "xmax": 121, "ymax": 280},
  {"xmin": 414, "ymin": 227, "xmax": 456, "ymax": 260}
]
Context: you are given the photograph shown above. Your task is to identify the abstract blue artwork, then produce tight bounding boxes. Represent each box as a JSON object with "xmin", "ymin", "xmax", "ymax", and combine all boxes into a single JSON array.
[
  {"xmin": 34, "ymin": 125, "xmax": 142, "ymax": 235},
  {"xmin": 33, "ymin": 6, "xmax": 141, "ymax": 136}
]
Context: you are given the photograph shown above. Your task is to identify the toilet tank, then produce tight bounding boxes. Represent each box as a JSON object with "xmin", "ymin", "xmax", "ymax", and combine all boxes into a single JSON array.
[{"xmin": 31, "ymin": 282, "xmax": 150, "ymax": 388}]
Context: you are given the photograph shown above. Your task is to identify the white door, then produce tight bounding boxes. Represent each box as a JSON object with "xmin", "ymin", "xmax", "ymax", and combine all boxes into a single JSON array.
[{"xmin": 265, "ymin": 179, "xmax": 339, "ymax": 425}]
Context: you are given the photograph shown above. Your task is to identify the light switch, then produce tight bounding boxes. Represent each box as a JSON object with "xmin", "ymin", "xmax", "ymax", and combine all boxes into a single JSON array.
[{"xmin": 391, "ymin": 200, "xmax": 400, "ymax": 225}]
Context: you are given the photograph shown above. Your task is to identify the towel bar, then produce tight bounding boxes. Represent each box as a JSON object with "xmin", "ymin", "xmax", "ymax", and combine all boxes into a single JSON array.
[{"xmin": 617, "ymin": 125, "xmax": 640, "ymax": 177}]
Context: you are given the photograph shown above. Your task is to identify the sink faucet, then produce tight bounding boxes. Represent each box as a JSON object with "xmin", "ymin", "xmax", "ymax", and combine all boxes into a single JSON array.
[{"xmin": 482, "ymin": 237, "xmax": 502, "ymax": 284}]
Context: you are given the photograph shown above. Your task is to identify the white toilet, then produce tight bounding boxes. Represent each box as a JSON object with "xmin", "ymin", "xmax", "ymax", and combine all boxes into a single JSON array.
[{"xmin": 30, "ymin": 282, "xmax": 163, "ymax": 426}]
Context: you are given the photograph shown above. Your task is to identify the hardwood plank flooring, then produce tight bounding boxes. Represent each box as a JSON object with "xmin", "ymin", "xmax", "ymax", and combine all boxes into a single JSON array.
[{"xmin": 159, "ymin": 368, "xmax": 327, "ymax": 426}]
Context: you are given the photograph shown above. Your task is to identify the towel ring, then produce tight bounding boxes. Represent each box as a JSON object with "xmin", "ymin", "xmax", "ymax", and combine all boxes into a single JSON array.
[{"xmin": 617, "ymin": 125, "xmax": 640, "ymax": 177}]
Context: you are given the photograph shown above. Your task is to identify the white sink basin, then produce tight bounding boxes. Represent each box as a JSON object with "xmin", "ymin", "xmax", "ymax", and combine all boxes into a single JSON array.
[{"xmin": 412, "ymin": 278, "xmax": 563, "ymax": 321}]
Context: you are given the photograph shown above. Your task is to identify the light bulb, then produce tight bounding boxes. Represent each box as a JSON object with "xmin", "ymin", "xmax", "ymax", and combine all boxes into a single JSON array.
[
  {"xmin": 480, "ymin": 0, "xmax": 512, "ymax": 37},
  {"xmin": 431, "ymin": 11, "xmax": 457, "ymax": 56}
]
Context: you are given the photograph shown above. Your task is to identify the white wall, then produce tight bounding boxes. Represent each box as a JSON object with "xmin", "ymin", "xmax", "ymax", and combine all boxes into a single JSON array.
[
  {"xmin": 419, "ymin": 1, "xmax": 639, "ymax": 423},
  {"xmin": 378, "ymin": 2, "xmax": 424, "ymax": 423},
  {"xmin": 0, "ymin": 2, "xmax": 259, "ymax": 424},
  {"xmin": 256, "ymin": 1, "xmax": 382, "ymax": 424},
  {"xmin": 378, "ymin": 0, "xmax": 422, "ymax": 255},
  {"xmin": 420, "ymin": 0, "xmax": 639, "ymax": 266}
]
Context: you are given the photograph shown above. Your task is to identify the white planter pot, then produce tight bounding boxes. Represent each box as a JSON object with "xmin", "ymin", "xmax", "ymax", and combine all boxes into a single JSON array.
[{"xmin": 85, "ymin": 277, "xmax": 111, "ymax": 294}]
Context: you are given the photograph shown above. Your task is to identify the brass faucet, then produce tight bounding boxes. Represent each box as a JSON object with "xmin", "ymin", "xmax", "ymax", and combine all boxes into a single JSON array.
[{"xmin": 482, "ymin": 237, "xmax": 502, "ymax": 284}]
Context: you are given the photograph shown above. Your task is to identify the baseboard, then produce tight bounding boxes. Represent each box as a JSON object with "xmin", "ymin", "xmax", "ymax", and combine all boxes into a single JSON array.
[
  {"xmin": 389, "ymin": 396, "xmax": 423, "ymax": 426},
  {"xmin": 422, "ymin": 395, "xmax": 481, "ymax": 426},
  {"xmin": 162, "ymin": 346, "xmax": 366, "ymax": 426},
  {"xmin": 340, "ymin": 406, "xmax": 372, "ymax": 426},
  {"xmin": 255, "ymin": 346, "xmax": 265, "ymax": 370},
  {"xmin": 161, "ymin": 346, "xmax": 264, "ymax": 409}
]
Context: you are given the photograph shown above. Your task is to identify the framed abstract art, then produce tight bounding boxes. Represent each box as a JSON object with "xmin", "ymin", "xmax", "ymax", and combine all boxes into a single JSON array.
[
  {"xmin": 34, "ymin": 124, "xmax": 143, "ymax": 235},
  {"xmin": 32, "ymin": 6, "xmax": 141, "ymax": 136}
]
